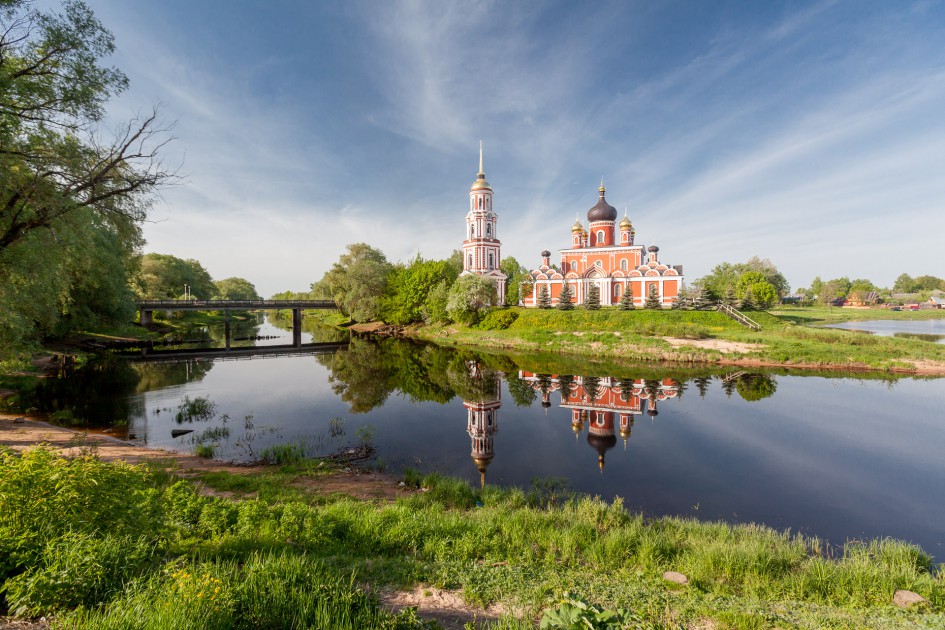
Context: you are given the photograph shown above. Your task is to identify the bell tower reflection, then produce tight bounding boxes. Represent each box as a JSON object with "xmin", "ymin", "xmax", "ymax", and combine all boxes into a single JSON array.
[{"xmin": 462, "ymin": 361, "xmax": 500, "ymax": 487}]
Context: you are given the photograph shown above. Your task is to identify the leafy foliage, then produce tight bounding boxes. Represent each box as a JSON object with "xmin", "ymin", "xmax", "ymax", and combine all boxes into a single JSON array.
[
  {"xmin": 316, "ymin": 243, "xmax": 392, "ymax": 323},
  {"xmin": 135, "ymin": 253, "xmax": 214, "ymax": 300},
  {"xmin": 446, "ymin": 274, "xmax": 498, "ymax": 324},
  {"xmin": 212, "ymin": 277, "xmax": 261, "ymax": 301},
  {"xmin": 380, "ymin": 255, "xmax": 459, "ymax": 325}
]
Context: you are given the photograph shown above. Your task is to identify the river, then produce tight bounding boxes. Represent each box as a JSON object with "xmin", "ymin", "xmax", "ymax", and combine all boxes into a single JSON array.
[{"xmin": 25, "ymin": 314, "xmax": 945, "ymax": 559}]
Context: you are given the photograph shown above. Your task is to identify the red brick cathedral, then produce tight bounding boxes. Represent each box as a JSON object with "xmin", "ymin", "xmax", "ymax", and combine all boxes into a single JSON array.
[{"xmin": 524, "ymin": 182, "xmax": 684, "ymax": 307}]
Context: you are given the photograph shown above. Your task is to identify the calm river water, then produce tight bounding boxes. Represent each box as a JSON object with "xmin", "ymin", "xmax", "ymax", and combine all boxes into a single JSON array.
[{"xmin": 28, "ymin": 315, "xmax": 945, "ymax": 558}]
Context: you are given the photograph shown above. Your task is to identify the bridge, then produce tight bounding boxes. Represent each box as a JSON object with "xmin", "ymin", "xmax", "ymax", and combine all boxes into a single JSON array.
[
  {"xmin": 122, "ymin": 341, "xmax": 349, "ymax": 363},
  {"xmin": 137, "ymin": 299, "xmax": 337, "ymax": 349}
]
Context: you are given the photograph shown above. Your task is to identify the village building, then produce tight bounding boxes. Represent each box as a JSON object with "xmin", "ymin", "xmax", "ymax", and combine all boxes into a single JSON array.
[
  {"xmin": 460, "ymin": 143, "xmax": 506, "ymax": 305},
  {"xmin": 523, "ymin": 183, "xmax": 684, "ymax": 307}
]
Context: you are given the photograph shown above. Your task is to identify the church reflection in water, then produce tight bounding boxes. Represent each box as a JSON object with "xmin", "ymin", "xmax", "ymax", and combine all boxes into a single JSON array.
[{"xmin": 460, "ymin": 360, "xmax": 680, "ymax": 485}]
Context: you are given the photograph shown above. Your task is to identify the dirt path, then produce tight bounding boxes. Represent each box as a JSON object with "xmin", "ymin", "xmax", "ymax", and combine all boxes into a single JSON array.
[{"xmin": 0, "ymin": 414, "xmax": 504, "ymax": 629}]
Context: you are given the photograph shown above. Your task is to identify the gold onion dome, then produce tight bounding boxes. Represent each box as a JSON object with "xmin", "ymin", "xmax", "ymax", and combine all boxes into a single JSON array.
[
  {"xmin": 620, "ymin": 215, "xmax": 633, "ymax": 228},
  {"xmin": 571, "ymin": 219, "xmax": 585, "ymax": 232},
  {"xmin": 470, "ymin": 173, "xmax": 492, "ymax": 191}
]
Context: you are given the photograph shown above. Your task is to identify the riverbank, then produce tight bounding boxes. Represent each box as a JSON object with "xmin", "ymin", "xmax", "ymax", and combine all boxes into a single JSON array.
[
  {"xmin": 385, "ymin": 308, "xmax": 945, "ymax": 376},
  {"xmin": 2, "ymin": 415, "xmax": 944, "ymax": 629}
]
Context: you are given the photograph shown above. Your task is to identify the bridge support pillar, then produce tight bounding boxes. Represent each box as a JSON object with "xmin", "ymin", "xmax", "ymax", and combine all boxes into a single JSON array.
[
  {"xmin": 292, "ymin": 308, "xmax": 302, "ymax": 347},
  {"xmin": 140, "ymin": 310, "xmax": 153, "ymax": 327},
  {"xmin": 225, "ymin": 310, "xmax": 231, "ymax": 351}
]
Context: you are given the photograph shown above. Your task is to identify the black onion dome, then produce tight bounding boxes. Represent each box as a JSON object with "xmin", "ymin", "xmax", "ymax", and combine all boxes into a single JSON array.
[
  {"xmin": 541, "ymin": 249, "xmax": 551, "ymax": 258},
  {"xmin": 586, "ymin": 433, "xmax": 617, "ymax": 455},
  {"xmin": 648, "ymin": 245, "xmax": 660, "ymax": 253},
  {"xmin": 587, "ymin": 188, "xmax": 617, "ymax": 223}
]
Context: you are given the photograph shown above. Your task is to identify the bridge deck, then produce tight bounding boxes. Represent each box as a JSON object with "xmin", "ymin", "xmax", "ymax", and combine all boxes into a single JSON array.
[{"xmin": 137, "ymin": 299, "xmax": 335, "ymax": 310}]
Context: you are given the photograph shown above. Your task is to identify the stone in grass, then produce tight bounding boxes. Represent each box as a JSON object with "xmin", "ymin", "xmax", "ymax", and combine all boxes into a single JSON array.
[
  {"xmin": 893, "ymin": 589, "xmax": 927, "ymax": 608},
  {"xmin": 662, "ymin": 571, "xmax": 689, "ymax": 585}
]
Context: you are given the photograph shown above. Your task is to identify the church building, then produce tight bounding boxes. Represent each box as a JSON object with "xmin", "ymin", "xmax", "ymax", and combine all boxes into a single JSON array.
[
  {"xmin": 460, "ymin": 143, "xmax": 507, "ymax": 305},
  {"xmin": 523, "ymin": 183, "xmax": 684, "ymax": 307}
]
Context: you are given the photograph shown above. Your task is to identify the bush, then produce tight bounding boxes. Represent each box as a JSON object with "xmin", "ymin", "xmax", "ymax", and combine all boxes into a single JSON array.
[{"xmin": 476, "ymin": 309, "xmax": 520, "ymax": 330}]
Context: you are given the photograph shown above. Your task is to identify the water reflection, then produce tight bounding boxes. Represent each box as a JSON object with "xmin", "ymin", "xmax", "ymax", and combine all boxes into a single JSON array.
[{"xmin": 23, "ymin": 335, "xmax": 945, "ymax": 556}]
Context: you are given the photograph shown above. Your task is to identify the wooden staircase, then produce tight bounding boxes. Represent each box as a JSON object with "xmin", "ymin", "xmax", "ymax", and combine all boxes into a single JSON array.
[{"xmin": 717, "ymin": 303, "xmax": 761, "ymax": 330}]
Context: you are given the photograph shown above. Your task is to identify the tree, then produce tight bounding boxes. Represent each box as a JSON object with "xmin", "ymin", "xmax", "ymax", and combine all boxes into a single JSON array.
[
  {"xmin": 724, "ymin": 285, "xmax": 737, "ymax": 307},
  {"xmin": 739, "ymin": 286, "xmax": 756, "ymax": 311},
  {"xmin": 0, "ymin": 1, "xmax": 172, "ymax": 356},
  {"xmin": 135, "ymin": 253, "xmax": 214, "ymax": 300},
  {"xmin": 0, "ymin": 1, "xmax": 174, "ymax": 254},
  {"xmin": 446, "ymin": 274, "xmax": 497, "ymax": 324},
  {"xmin": 317, "ymin": 243, "xmax": 392, "ymax": 323},
  {"xmin": 536, "ymin": 285, "xmax": 551, "ymax": 309},
  {"xmin": 500, "ymin": 256, "xmax": 529, "ymax": 306},
  {"xmin": 379, "ymin": 255, "xmax": 458, "ymax": 325},
  {"xmin": 618, "ymin": 284, "xmax": 634, "ymax": 310},
  {"xmin": 421, "ymin": 279, "xmax": 451, "ymax": 323},
  {"xmin": 584, "ymin": 284, "xmax": 601, "ymax": 310},
  {"xmin": 644, "ymin": 284, "xmax": 661, "ymax": 309},
  {"xmin": 695, "ymin": 257, "xmax": 789, "ymax": 300},
  {"xmin": 213, "ymin": 277, "xmax": 260, "ymax": 301},
  {"xmin": 736, "ymin": 272, "xmax": 776, "ymax": 309},
  {"xmin": 557, "ymin": 283, "xmax": 574, "ymax": 311},
  {"xmin": 692, "ymin": 285, "xmax": 713, "ymax": 311}
]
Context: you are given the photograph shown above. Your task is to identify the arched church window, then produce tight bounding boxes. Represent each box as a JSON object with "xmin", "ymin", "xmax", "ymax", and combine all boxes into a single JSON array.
[
  {"xmin": 488, "ymin": 253, "xmax": 494, "ymax": 269},
  {"xmin": 597, "ymin": 230, "xmax": 605, "ymax": 243},
  {"xmin": 471, "ymin": 225, "xmax": 475, "ymax": 237},
  {"xmin": 479, "ymin": 197, "xmax": 483, "ymax": 210},
  {"xmin": 620, "ymin": 259, "xmax": 628, "ymax": 271},
  {"xmin": 595, "ymin": 260, "xmax": 602, "ymax": 268},
  {"xmin": 569, "ymin": 261, "xmax": 576, "ymax": 272},
  {"xmin": 622, "ymin": 232, "xmax": 629, "ymax": 243},
  {"xmin": 486, "ymin": 224, "xmax": 491, "ymax": 237},
  {"xmin": 468, "ymin": 254, "xmax": 473, "ymax": 268}
]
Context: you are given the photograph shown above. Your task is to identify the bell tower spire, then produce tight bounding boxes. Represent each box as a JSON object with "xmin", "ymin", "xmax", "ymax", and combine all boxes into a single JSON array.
[{"xmin": 461, "ymin": 142, "xmax": 507, "ymax": 304}]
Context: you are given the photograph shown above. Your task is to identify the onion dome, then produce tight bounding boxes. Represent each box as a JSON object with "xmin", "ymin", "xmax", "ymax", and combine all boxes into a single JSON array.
[
  {"xmin": 571, "ymin": 219, "xmax": 585, "ymax": 232},
  {"xmin": 587, "ymin": 433, "xmax": 617, "ymax": 471},
  {"xmin": 648, "ymin": 245, "xmax": 659, "ymax": 253},
  {"xmin": 620, "ymin": 215, "xmax": 632, "ymax": 228},
  {"xmin": 587, "ymin": 181, "xmax": 617, "ymax": 223},
  {"xmin": 541, "ymin": 249, "xmax": 551, "ymax": 258}
]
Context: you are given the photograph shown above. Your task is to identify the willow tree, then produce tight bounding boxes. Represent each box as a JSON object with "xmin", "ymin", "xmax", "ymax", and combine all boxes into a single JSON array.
[{"xmin": 1, "ymin": 1, "xmax": 174, "ymax": 354}]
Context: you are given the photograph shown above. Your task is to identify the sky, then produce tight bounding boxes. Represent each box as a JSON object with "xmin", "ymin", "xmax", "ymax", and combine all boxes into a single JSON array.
[{"xmin": 78, "ymin": 0, "xmax": 945, "ymax": 297}]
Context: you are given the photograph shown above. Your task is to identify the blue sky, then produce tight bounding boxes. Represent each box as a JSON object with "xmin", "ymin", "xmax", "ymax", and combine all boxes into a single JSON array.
[{"xmin": 86, "ymin": 0, "xmax": 945, "ymax": 297}]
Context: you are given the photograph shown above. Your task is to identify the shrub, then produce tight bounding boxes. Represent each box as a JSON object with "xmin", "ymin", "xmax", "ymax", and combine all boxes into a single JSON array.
[{"xmin": 476, "ymin": 309, "xmax": 520, "ymax": 330}]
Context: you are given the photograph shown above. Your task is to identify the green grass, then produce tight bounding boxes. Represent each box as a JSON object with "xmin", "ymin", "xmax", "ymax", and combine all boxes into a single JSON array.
[
  {"xmin": 2, "ymin": 449, "xmax": 943, "ymax": 629},
  {"xmin": 414, "ymin": 307, "xmax": 945, "ymax": 374}
]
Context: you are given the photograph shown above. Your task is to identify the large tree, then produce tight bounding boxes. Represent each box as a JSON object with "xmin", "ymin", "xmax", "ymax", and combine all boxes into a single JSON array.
[
  {"xmin": 0, "ymin": 1, "xmax": 171, "ymax": 355},
  {"xmin": 379, "ymin": 255, "xmax": 458, "ymax": 325},
  {"xmin": 213, "ymin": 277, "xmax": 260, "ymax": 301},
  {"xmin": 316, "ymin": 243, "xmax": 392, "ymax": 323},
  {"xmin": 0, "ymin": 0, "xmax": 173, "ymax": 253},
  {"xmin": 135, "ymin": 253, "xmax": 214, "ymax": 300},
  {"xmin": 445, "ymin": 274, "xmax": 497, "ymax": 324},
  {"xmin": 500, "ymin": 256, "xmax": 530, "ymax": 306}
]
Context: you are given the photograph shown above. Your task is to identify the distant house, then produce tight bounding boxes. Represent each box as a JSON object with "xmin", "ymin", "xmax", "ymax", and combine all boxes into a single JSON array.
[
  {"xmin": 928, "ymin": 296, "xmax": 945, "ymax": 309},
  {"xmin": 780, "ymin": 294, "xmax": 805, "ymax": 305},
  {"xmin": 846, "ymin": 291, "xmax": 879, "ymax": 307}
]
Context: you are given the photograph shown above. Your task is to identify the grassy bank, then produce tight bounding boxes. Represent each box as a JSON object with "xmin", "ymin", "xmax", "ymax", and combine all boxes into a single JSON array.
[
  {"xmin": 411, "ymin": 307, "xmax": 945, "ymax": 374},
  {"xmin": 1, "ymin": 447, "xmax": 942, "ymax": 629}
]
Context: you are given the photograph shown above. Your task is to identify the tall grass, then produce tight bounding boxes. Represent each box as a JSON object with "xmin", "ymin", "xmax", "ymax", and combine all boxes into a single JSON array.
[{"xmin": 2, "ymin": 449, "xmax": 943, "ymax": 628}]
